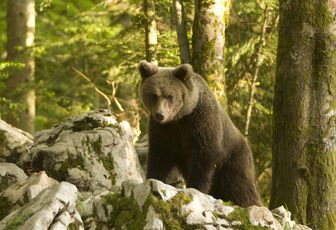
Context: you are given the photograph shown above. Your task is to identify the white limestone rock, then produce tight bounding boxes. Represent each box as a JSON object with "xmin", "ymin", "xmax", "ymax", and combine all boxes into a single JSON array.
[
  {"xmin": 231, "ymin": 220, "xmax": 242, "ymax": 226},
  {"xmin": 123, "ymin": 179, "xmax": 178, "ymax": 209},
  {"xmin": 248, "ymin": 205, "xmax": 281, "ymax": 229},
  {"xmin": 144, "ymin": 205, "xmax": 164, "ymax": 230},
  {"xmin": 0, "ymin": 120, "xmax": 33, "ymax": 163},
  {"xmin": 272, "ymin": 206, "xmax": 296, "ymax": 228},
  {"xmin": 19, "ymin": 110, "xmax": 143, "ymax": 192},
  {"xmin": 181, "ymin": 188, "xmax": 216, "ymax": 225},
  {"xmin": 0, "ymin": 162, "xmax": 27, "ymax": 192},
  {"xmin": 214, "ymin": 217, "xmax": 230, "ymax": 227},
  {"xmin": 0, "ymin": 182, "xmax": 83, "ymax": 230},
  {"xmin": 1, "ymin": 171, "xmax": 58, "ymax": 212},
  {"xmin": 123, "ymin": 180, "xmax": 152, "ymax": 208},
  {"xmin": 214, "ymin": 200, "xmax": 234, "ymax": 217},
  {"xmin": 74, "ymin": 178, "xmax": 312, "ymax": 230}
]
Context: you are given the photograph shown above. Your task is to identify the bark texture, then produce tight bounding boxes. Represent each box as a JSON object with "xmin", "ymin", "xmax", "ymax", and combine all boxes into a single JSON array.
[
  {"xmin": 6, "ymin": 0, "xmax": 35, "ymax": 133},
  {"xmin": 172, "ymin": 0, "xmax": 191, "ymax": 64},
  {"xmin": 270, "ymin": 1, "xmax": 336, "ymax": 229},
  {"xmin": 192, "ymin": 0, "xmax": 229, "ymax": 108},
  {"xmin": 144, "ymin": 0, "xmax": 158, "ymax": 64}
]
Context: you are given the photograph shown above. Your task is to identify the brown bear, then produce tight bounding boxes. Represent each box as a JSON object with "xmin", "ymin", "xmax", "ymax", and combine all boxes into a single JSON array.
[{"xmin": 138, "ymin": 61, "xmax": 262, "ymax": 207}]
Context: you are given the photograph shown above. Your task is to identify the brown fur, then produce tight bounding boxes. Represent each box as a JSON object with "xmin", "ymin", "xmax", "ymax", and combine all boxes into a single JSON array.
[{"xmin": 138, "ymin": 61, "xmax": 262, "ymax": 207}]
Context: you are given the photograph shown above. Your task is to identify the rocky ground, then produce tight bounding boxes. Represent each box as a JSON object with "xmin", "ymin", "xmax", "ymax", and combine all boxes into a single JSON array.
[{"xmin": 0, "ymin": 110, "xmax": 311, "ymax": 230}]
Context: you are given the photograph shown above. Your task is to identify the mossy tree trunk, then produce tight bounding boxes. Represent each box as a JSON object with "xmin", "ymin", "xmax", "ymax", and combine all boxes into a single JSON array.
[
  {"xmin": 172, "ymin": 0, "xmax": 191, "ymax": 64},
  {"xmin": 144, "ymin": 0, "xmax": 158, "ymax": 64},
  {"xmin": 192, "ymin": 0, "xmax": 230, "ymax": 108},
  {"xmin": 6, "ymin": 0, "xmax": 35, "ymax": 133},
  {"xmin": 270, "ymin": 1, "xmax": 336, "ymax": 229}
]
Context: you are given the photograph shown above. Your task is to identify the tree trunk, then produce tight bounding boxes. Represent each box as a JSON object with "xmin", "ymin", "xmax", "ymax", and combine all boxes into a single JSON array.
[
  {"xmin": 192, "ymin": 0, "xmax": 229, "ymax": 108},
  {"xmin": 270, "ymin": 1, "xmax": 336, "ymax": 229},
  {"xmin": 6, "ymin": 0, "xmax": 35, "ymax": 133},
  {"xmin": 144, "ymin": 0, "xmax": 158, "ymax": 64},
  {"xmin": 172, "ymin": 0, "xmax": 191, "ymax": 64}
]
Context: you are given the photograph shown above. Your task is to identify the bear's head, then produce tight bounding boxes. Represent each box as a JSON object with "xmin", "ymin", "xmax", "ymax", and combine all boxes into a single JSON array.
[{"xmin": 138, "ymin": 61, "xmax": 199, "ymax": 124}]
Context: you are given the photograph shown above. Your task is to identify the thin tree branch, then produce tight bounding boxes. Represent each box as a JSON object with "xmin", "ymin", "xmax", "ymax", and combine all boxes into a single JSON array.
[
  {"xmin": 106, "ymin": 80, "xmax": 124, "ymax": 112},
  {"xmin": 244, "ymin": 7, "xmax": 270, "ymax": 137},
  {"xmin": 72, "ymin": 67, "xmax": 112, "ymax": 111}
]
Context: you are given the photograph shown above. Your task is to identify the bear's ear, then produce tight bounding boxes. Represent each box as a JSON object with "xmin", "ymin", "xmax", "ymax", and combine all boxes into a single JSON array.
[
  {"xmin": 138, "ymin": 61, "xmax": 158, "ymax": 79},
  {"xmin": 174, "ymin": 64, "xmax": 193, "ymax": 82}
]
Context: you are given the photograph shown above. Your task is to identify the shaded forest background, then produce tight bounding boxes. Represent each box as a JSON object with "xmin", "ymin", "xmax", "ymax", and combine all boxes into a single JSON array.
[{"xmin": 0, "ymin": 0, "xmax": 278, "ymax": 201}]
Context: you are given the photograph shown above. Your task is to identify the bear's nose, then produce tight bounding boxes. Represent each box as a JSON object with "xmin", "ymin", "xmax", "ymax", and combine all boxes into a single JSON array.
[{"xmin": 155, "ymin": 112, "xmax": 164, "ymax": 121}]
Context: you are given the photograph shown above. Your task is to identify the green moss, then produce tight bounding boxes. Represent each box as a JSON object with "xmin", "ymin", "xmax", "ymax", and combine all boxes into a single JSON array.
[
  {"xmin": 103, "ymin": 193, "xmax": 146, "ymax": 230},
  {"xmin": 55, "ymin": 154, "xmax": 85, "ymax": 180},
  {"xmin": 75, "ymin": 194, "xmax": 85, "ymax": 215},
  {"xmin": 21, "ymin": 192, "xmax": 29, "ymax": 206},
  {"xmin": 68, "ymin": 218, "xmax": 83, "ymax": 230},
  {"xmin": 144, "ymin": 191, "xmax": 198, "ymax": 230},
  {"xmin": 227, "ymin": 207, "xmax": 248, "ymax": 224},
  {"xmin": 312, "ymin": 1, "xmax": 333, "ymax": 29},
  {"xmin": 0, "ymin": 130, "xmax": 7, "ymax": 155},
  {"xmin": 4, "ymin": 209, "xmax": 33, "ymax": 230},
  {"xmin": 0, "ymin": 196, "xmax": 11, "ymax": 221},
  {"xmin": 91, "ymin": 135, "xmax": 116, "ymax": 183},
  {"xmin": 72, "ymin": 116, "xmax": 121, "ymax": 134},
  {"xmin": 4, "ymin": 216, "xmax": 24, "ymax": 230},
  {"xmin": 101, "ymin": 190, "xmax": 198, "ymax": 230},
  {"xmin": 91, "ymin": 135, "xmax": 102, "ymax": 154},
  {"xmin": 0, "ymin": 176, "xmax": 11, "ymax": 192},
  {"xmin": 227, "ymin": 207, "xmax": 266, "ymax": 230},
  {"xmin": 169, "ymin": 191, "xmax": 192, "ymax": 206},
  {"xmin": 286, "ymin": 0, "xmax": 334, "ymax": 34},
  {"xmin": 223, "ymin": 200, "xmax": 235, "ymax": 207},
  {"xmin": 108, "ymin": 123, "xmax": 122, "ymax": 135},
  {"xmin": 72, "ymin": 117, "xmax": 102, "ymax": 132},
  {"xmin": 324, "ymin": 214, "xmax": 336, "ymax": 230},
  {"xmin": 101, "ymin": 155, "xmax": 116, "ymax": 185}
]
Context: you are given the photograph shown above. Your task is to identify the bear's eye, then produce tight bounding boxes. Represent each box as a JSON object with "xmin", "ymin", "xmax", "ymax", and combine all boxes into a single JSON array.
[
  {"xmin": 167, "ymin": 95, "xmax": 174, "ymax": 103},
  {"xmin": 151, "ymin": 93, "xmax": 159, "ymax": 101}
]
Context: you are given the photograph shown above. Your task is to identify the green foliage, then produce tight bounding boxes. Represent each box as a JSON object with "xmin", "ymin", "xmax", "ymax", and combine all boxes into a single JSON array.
[
  {"xmin": 226, "ymin": 0, "xmax": 278, "ymax": 199},
  {"xmin": 0, "ymin": 62, "xmax": 25, "ymax": 79},
  {"xmin": 0, "ymin": 61, "xmax": 25, "ymax": 120},
  {"xmin": 0, "ymin": 0, "xmax": 5, "ymax": 52},
  {"xmin": 0, "ymin": 0, "xmax": 184, "ymax": 130},
  {"xmin": 33, "ymin": 0, "xmax": 144, "ymax": 130},
  {"xmin": 4, "ymin": 0, "xmax": 181, "ymax": 131},
  {"xmin": 0, "ymin": 0, "xmax": 278, "ymax": 202}
]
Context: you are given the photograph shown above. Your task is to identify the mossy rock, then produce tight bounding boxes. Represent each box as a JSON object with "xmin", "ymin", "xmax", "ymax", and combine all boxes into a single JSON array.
[
  {"xmin": 0, "ymin": 196, "xmax": 11, "ymax": 221},
  {"xmin": 103, "ymin": 193, "xmax": 146, "ymax": 229}
]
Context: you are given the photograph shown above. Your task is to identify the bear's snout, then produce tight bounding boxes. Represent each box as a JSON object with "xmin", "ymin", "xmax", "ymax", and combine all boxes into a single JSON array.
[{"xmin": 154, "ymin": 112, "xmax": 165, "ymax": 122}]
